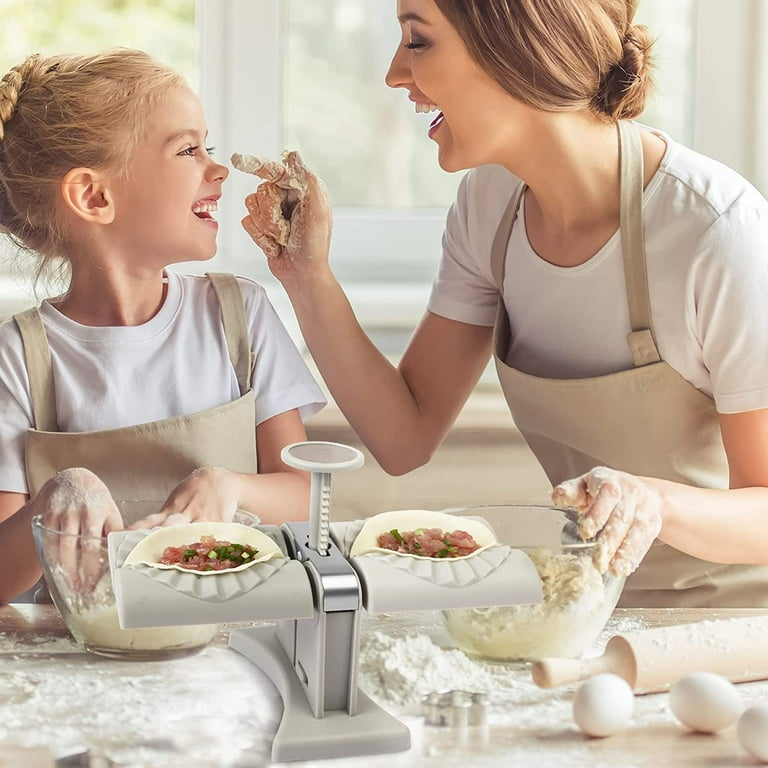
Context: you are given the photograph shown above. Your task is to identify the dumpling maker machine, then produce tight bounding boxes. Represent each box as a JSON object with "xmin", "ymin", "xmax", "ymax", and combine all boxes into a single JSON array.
[{"xmin": 107, "ymin": 441, "xmax": 543, "ymax": 763}]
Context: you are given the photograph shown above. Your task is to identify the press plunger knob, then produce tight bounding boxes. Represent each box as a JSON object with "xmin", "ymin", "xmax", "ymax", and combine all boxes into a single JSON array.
[{"xmin": 281, "ymin": 441, "xmax": 365, "ymax": 554}]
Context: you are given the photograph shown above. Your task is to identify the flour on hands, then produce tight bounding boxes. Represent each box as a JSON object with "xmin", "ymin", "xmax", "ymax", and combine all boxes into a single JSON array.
[
  {"xmin": 552, "ymin": 466, "xmax": 662, "ymax": 576},
  {"xmin": 233, "ymin": 150, "xmax": 332, "ymax": 282},
  {"xmin": 33, "ymin": 467, "xmax": 123, "ymax": 594}
]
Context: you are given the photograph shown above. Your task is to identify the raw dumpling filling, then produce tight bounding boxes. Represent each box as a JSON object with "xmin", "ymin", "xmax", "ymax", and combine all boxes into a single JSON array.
[
  {"xmin": 160, "ymin": 535, "xmax": 260, "ymax": 572},
  {"xmin": 376, "ymin": 528, "xmax": 481, "ymax": 558}
]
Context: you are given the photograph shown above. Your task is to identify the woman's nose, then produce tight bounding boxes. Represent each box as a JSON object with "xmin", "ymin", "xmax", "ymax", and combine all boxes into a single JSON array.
[{"xmin": 385, "ymin": 43, "xmax": 411, "ymax": 89}]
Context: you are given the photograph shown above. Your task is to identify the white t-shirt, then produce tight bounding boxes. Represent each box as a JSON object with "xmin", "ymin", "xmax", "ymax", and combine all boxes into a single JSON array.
[
  {"xmin": 428, "ymin": 130, "xmax": 768, "ymax": 415},
  {"xmin": 0, "ymin": 272, "xmax": 326, "ymax": 494}
]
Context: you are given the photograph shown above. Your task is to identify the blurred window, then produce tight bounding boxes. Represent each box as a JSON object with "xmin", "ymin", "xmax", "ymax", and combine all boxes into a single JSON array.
[{"xmin": 3, "ymin": 0, "xmax": 768, "ymax": 342}]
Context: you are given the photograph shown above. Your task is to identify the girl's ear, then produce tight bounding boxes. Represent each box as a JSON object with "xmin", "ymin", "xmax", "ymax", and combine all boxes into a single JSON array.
[{"xmin": 60, "ymin": 168, "xmax": 115, "ymax": 224}]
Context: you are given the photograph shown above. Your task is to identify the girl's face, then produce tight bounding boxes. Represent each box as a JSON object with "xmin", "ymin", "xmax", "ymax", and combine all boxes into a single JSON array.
[
  {"xmin": 106, "ymin": 86, "xmax": 228, "ymax": 269},
  {"xmin": 386, "ymin": 0, "xmax": 530, "ymax": 172}
]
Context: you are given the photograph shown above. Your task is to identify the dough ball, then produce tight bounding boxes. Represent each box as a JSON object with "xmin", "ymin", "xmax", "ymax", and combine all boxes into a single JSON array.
[
  {"xmin": 737, "ymin": 703, "xmax": 768, "ymax": 762},
  {"xmin": 572, "ymin": 673, "xmax": 634, "ymax": 737},
  {"xmin": 669, "ymin": 672, "xmax": 743, "ymax": 733}
]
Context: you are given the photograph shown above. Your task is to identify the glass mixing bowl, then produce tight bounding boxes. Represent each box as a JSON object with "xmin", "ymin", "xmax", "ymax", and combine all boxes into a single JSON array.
[
  {"xmin": 31, "ymin": 502, "xmax": 222, "ymax": 660},
  {"xmin": 441, "ymin": 505, "xmax": 625, "ymax": 662}
]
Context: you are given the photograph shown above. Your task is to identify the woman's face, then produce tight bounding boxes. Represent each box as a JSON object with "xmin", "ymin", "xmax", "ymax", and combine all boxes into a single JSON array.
[{"xmin": 386, "ymin": 0, "xmax": 526, "ymax": 172}]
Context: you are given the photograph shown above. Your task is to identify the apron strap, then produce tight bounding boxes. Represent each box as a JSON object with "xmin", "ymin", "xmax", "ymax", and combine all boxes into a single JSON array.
[
  {"xmin": 618, "ymin": 120, "xmax": 661, "ymax": 367},
  {"xmin": 490, "ymin": 182, "xmax": 526, "ymax": 292},
  {"xmin": 13, "ymin": 307, "xmax": 58, "ymax": 431},
  {"xmin": 207, "ymin": 272, "xmax": 254, "ymax": 395}
]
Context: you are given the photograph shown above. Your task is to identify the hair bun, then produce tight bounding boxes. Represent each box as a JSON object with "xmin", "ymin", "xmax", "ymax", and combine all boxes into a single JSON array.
[{"xmin": 592, "ymin": 24, "xmax": 654, "ymax": 121}]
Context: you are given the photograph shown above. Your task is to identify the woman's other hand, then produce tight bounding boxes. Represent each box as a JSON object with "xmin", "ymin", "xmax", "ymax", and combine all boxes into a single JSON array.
[
  {"xmin": 551, "ymin": 466, "xmax": 663, "ymax": 577},
  {"xmin": 239, "ymin": 151, "xmax": 333, "ymax": 286},
  {"xmin": 129, "ymin": 467, "xmax": 242, "ymax": 529}
]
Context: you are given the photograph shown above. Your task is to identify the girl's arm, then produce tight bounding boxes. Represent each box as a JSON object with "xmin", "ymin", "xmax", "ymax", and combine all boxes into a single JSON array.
[
  {"xmin": 0, "ymin": 467, "xmax": 123, "ymax": 604},
  {"xmin": 133, "ymin": 409, "xmax": 312, "ymax": 528},
  {"xmin": 0, "ymin": 492, "xmax": 37, "ymax": 604}
]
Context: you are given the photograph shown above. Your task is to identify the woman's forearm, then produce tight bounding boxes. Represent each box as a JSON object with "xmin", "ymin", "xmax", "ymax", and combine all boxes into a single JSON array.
[
  {"xmin": 284, "ymin": 273, "xmax": 429, "ymax": 472},
  {"xmin": 651, "ymin": 478, "xmax": 768, "ymax": 565}
]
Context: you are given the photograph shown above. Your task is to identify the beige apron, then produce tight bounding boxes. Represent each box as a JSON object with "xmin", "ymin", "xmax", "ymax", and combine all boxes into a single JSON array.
[
  {"xmin": 13, "ymin": 273, "xmax": 259, "ymax": 601},
  {"xmin": 491, "ymin": 122, "xmax": 768, "ymax": 607}
]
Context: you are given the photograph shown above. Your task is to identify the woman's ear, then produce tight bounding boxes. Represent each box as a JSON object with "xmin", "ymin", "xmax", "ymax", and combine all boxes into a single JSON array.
[{"xmin": 60, "ymin": 168, "xmax": 115, "ymax": 224}]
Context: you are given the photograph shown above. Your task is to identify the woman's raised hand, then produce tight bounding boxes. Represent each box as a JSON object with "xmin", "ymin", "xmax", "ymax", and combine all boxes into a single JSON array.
[
  {"xmin": 235, "ymin": 150, "xmax": 333, "ymax": 286},
  {"xmin": 551, "ymin": 466, "xmax": 663, "ymax": 577}
]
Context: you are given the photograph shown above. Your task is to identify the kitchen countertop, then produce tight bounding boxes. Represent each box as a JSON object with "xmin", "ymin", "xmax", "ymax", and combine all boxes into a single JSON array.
[{"xmin": 2, "ymin": 605, "xmax": 768, "ymax": 768}]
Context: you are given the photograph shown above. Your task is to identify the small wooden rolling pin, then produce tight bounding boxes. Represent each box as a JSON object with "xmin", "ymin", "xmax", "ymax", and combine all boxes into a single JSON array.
[{"xmin": 531, "ymin": 615, "xmax": 768, "ymax": 694}]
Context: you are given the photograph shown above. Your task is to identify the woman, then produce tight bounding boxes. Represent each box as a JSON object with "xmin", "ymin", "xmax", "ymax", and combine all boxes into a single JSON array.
[{"xmin": 242, "ymin": 0, "xmax": 768, "ymax": 607}]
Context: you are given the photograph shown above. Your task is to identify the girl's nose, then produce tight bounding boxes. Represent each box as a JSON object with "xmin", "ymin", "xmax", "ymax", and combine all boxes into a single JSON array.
[
  {"xmin": 385, "ymin": 43, "xmax": 411, "ymax": 89},
  {"xmin": 209, "ymin": 160, "xmax": 229, "ymax": 182}
]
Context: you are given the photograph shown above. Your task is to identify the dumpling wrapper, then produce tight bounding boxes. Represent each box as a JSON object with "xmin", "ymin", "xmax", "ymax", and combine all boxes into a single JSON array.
[
  {"xmin": 123, "ymin": 522, "xmax": 284, "ymax": 575},
  {"xmin": 349, "ymin": 509, "xmax": 498, "ymax": 560}
]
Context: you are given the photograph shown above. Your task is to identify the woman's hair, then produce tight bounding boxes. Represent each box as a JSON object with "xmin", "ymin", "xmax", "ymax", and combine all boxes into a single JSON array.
[
  {"xmin": 434, "ymin": 0, "xmax": 654, "ymax": 121},
  {"xmin": 0, "ymin": 48, "xmax": 185, "ymax": 286}
]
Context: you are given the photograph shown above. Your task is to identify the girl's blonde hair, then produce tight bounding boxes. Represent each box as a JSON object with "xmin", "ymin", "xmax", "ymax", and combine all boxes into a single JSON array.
[
  {"xmin": 434, "ymin": 0, "xmax": 654, "ymax": 120},
  {"xmin": 0, "ymin": 48, "xmax": 185, "ymax": 285}
]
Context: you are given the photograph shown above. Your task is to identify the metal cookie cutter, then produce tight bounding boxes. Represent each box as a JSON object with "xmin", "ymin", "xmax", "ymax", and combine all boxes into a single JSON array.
[{"xmin": 421, "ymin": 690, "xmax": 488, "ymax": 728}]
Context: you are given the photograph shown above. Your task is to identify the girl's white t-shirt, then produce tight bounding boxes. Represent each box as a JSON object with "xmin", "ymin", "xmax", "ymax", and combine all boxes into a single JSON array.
[
  {"xmin": 0, "ymin": 272, "xmax": 326, "ymax": 494},
  {"xmin": 428, "ymin": 130, "xmax": 768, "ymax": 415}
]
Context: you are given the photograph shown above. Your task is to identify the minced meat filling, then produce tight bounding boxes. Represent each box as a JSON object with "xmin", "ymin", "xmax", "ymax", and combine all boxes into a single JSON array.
[
  {"xmin": 160, "ymin": 535, "xmax": 260, "ymax": 571},
  {"xmin": 376, "ymin": 528, "xmax": 481, "ymax": 558}
]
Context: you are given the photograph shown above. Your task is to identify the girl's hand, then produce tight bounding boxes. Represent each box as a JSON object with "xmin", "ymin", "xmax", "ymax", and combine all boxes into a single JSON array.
[
  {"xmin": 129, "ymin": 467, "xmax": 242, "ymax": 529},
  {"xmin": 238, "ymin": 151, "xmax": 333, "ymax": 286},
  {"xmin": 551, "ymin": 466, "xmax": 663, "ymax": 577},
  {"xmin": 34, "ymin": 467, "xmax": 123, "ymax": 594}
]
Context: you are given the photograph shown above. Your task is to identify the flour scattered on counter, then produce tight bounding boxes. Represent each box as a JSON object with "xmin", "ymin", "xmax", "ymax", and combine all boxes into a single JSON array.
[
  {"xmin": 359, "ymin": 631, "xmax": 519, "ymax": 708},
  {"xmin": 0, "ymin": 645, "xmax": 277, "ymax": 766}
]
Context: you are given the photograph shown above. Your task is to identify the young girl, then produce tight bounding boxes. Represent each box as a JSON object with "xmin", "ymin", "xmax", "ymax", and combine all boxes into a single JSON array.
[
  {"xmin": 0, "ymin": 49, "xmax": 325, "ymax": 603},
  {"xmin": 244, "ymin": 0, "xmax": 768, "ymax": 608}
]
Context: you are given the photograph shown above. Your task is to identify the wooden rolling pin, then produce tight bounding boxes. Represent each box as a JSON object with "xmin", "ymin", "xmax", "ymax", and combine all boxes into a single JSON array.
[{"xmin": 532, "ymin": 615, "xmax": 768, "ymax": 694}]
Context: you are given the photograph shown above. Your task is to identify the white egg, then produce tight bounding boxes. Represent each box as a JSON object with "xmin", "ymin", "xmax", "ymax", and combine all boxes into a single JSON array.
[
  {"xmin": 572, "ymin": 673, "xmax": 634, "ymax": 737},
  {"xmin": 669, "ymin": 672, "xmax": 743, "ymax": 733},
  {"xmin": 738, "ymin": 704, "xmax": 768, "ymax": 762}
]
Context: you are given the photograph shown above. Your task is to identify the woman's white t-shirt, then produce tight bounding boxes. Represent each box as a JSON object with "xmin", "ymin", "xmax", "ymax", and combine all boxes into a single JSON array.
[
  {"xmin": 428, "ymin": 131, "xmax": 768, "ymax": 415},
  {"xmin": 0, "ymin": 272, "xmax": 326, "ymax": 494}
]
